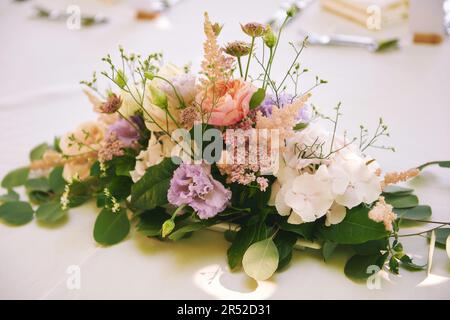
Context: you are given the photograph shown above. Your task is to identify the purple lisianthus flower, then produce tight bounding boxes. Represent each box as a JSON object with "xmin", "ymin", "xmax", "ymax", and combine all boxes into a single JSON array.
[
  {"xmin": 259, "ymin": 93, "xmax": 311, "ymax": 124},
  {"xmin": 167, "ymin": 164, "xmax": 231, "ymax": 219},
  {"xmin": 108, "ymin": 118, "xmax": 140, "ymax": 147}
]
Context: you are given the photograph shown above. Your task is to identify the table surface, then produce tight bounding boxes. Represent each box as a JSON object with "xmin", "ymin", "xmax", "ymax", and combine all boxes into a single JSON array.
[{"xmin": 0, "ymin": 0, "xmax": 449, "ymax": 299}]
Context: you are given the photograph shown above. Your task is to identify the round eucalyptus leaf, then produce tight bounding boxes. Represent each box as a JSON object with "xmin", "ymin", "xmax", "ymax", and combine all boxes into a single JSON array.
[
  {"xmin": 395, "ymin": 205, "xmax": 432, "ymax": 220},
  {"xmin": 36, "ymin": 201, "xmax": 67, "ymax": 223},
  {"xmin": 29, "ymin": 143, "xmax": 48, "ymax": 161},
  {"xmin": 242, "ymin": 238, "xmax": 279, "ymax": 281},
  {"xmin": 93, "ymin": 208, "xmax": 130, "ymax": 246},
  {"xmin": 1, "ymin": 167, "xmax": 29, "ymax": 189},
  {"xmin": 0, "ymin": 201, "xmax": 34, "ymax": 225}
]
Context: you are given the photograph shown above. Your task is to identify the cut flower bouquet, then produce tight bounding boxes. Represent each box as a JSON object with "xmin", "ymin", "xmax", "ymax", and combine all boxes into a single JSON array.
[{"xmin": 1, "ymin": 9, "xmax": 449, "ymax": 282}]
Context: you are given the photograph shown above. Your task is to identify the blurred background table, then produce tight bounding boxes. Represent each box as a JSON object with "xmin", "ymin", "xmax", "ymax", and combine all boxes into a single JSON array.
[{"xmin": 0, "ymin": 0, "xmax": 449, "ymax": 299}]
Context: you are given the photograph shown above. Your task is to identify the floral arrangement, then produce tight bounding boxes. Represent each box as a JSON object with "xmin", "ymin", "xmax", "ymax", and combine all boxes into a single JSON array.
[{"xmin": 1, "ymin": 10, "xmax": 449, "ymax": 282}]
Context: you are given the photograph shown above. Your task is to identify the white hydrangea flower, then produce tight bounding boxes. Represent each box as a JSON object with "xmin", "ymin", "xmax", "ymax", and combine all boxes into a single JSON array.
[
  {"xmin": 328, "ymin": 152, "xmax": 381, "ymax": 209},
  {"xmin": 275, "ymin": 165, "xmax": 334, "ymax": 224}
]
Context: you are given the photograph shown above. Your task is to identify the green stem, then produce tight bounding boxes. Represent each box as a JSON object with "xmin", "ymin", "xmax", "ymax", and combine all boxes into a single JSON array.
[
  {"xmin": 417, "ymin": 161, "xmax": 449, "ymax": 171},
  {"xmin": 237, "ymin": 57, "xmax": 243, "ymax": 77},
  {"xmin": 395, "ymin": 224, "xmax": 446, "ymax": 238},
  {"xmin": 244, "ymin": 37, "xmax": 255, "ymax": 81},
  {"xmin": 152, "ymin": 75, "xmax": 186, "ymax": 109}
]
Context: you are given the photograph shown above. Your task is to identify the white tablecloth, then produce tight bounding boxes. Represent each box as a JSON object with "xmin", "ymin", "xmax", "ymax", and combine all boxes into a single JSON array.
[{"xmin": 0, "ymin": 0, "xmax": 449, "ymax": 299}]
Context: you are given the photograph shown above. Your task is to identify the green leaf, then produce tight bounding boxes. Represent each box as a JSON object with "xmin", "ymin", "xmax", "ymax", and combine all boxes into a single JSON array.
[
  {"xmin": 249, "ymin": 88, "xmax": 266, "ymax": 109},
  {"xmin": 0, "ymin": 189, "xmax": 20, "ymax": 202},
  {"xmin": 168, "ymin": 219, "xmax": 217, "ymax": 241},
  {"xmin": 93, "ymin": 208, "xmax": 130, "ymax": 245},
  {"xmin": 1, "ymin": 167, "xmax": 29, "ymax": 189},
  {"xmin": 418, "ymin": 160, "xmax": 450, "ymax": 171},
  {"xmin": 382, "ymin": 185, "xmax": 413, "ymax": 195},
  {"xmin": 319, "ymin": 205, "xmax": 388, "ymax": 244},
  {"xmin": 399, "ymin": 254, "xmax": 426, "ymax": 270},
  {"xmin": 28, "ymin": 190, "xmax": 52, "ymax": 204},
  {"xmin": 274, "ymin": 231, "xmax": 297, "ymax": 270},
  {"xmin": 293, "ymin": 122, "xmax": 308, "ymax": 131},
  {"xmin": 224, "ymin": 230, "xmax": 237, "ymax": 243},
  {"xmin": 108, "ymin": 176, "xmax": 132, "ymax": 200},
  {"xmin": 35, "ymin": 201, "xmax": 67, "ymax": 223},
  {"xmin": 395, "ymin": 205, "xmax": 432, "ymax": 220},
  {"xmin": 352, "ymin": 239, "xmax": 388, "ymax": 256},
  {"xmin": 277, "ymin": 251, "xmax": 293, "ymax": 270},
  {"xmin": 113, "ymin": 155, "xmax": 136, "ymax": 176},
  {"xmin": 344, "ymin": 253, "xmax": 388, "ymax": 281},
  {"xmin": 384, "ymin": 194, "xmax": 418, "ymax": 209},
  {"xmin": 115, "ymin": 70, "xmax": 127, "ymax": 89},
  {"xmin": 49, "ymin": 167, "xmax": 66, "ymax": 193},
  {"xmin": 0, "ymin": 201, "xmax": 34, "ymax": 225},
  {"xmin": 428, "ymin": 228, "xmax": 450, "ymax": 247},
  {"xmin": 130, "ymin": 158, "xmax": 177, "ymax": 210},
  {"xmin": 136, "ymin": 207, "xmax": 169, "ymax": 237},
  {"xmin": 278, "ymin": 220, "xmax": 314, "ymax": 240},
  {"xmin": 227, "ymin": 224, "xmax": 257, "ymax": 269},
  {"xmin": 29, "ymin": 143, "xmax": 48, "ymax": 161},
  {"xmin": 25, "ymin": 178, "xmax": 50, "ymax": 192},
  {"xmin": 389, "ymin": 257, "xmax": 399, "ymax": 274},
  {"xmin": 242, "ymin": 238, "xmax": 279, "ymax": 281},
  {"xmin": 322, "ymin": 241, "xmax": 338, "ymax": 261}
]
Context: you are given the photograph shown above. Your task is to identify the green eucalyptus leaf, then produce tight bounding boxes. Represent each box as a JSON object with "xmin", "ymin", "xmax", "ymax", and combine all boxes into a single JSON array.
[
  {"xmin": 319, "ymin": 205, "xmax": 388, "ymax": 244},
  {"xmin": 0, "ymin": 189, "xmax": 20, "ymax": 202},
  {"xmin": 0, "ymin": 201, "xmax": 34, "ymax": 225},
  {"xmin": 25, "ymin": 178, "xmax": 50, "ymax": 192},
  {"xmin": 29, "ymin": 143, "xmax": 48, "ymax": 161},
  {"xmin": 93, "ymin": 208, "xmax": 130, "ymax": 245},
  {"xmin": 427, "ymin": 228, "xmax": 450, "ymax": 247},
  {"xmin": 395, "ymin": 205, "xmax": 431, "ymax": 220},
  {"xmin": 242, "ymin": 238, "xmax": 279, "ymax": 281},
  {"xmin": 249, "ymin": 88, "xmax": 266, "ymax": 109},
  {"xmin": 322, "ymin": 241, "xmax": 338, "ymax": 261},
  {"xmin": 384, "ymin": 194, "xmax": 418, "ymax": 209},
  {"xmin": 389, "ymin": 257, "xmax": 399, "ymax": 274},
  {"xmin": 130, "ymin": 158, "xmax": 177, "ymax": 210},
  {"xmin": 227, "ymin": 224, "xmax": 257, "ymax": 269},
  {"xmin": 344, "ymin": 252, "xmax": 388, "ymax": 281},
  {"xmin": 49, "ymin": 167, "xmax": 66, "ymax": 194},
  {"xmin": 136, "ymin": 207, "xmax": 169, "ymax": 237},
  {"xmin": 382, "ymin": 185, "xmax": 413, "ymax": 195},
  {"xmin": 108, "ymin": 175, "xmax": 132, "ymax": 200},
  {"xmin": 35, "ymin": 201, "xmax": 67, "ymax": 223},
  {"xmin": 1, "ymin": 167, "xmax": 29, "ymax": 189},
  {"xmin": 28, "ymin": 190, "xmax": 52, "ymax": 204}
]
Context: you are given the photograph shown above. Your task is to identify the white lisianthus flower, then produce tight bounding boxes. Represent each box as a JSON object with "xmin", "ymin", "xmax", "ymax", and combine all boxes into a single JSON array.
[
  {"xmin": 328, "ymin": 152, "xmax": 381, "ymax": 209},
  {"xmin": 143, "ymin": 64, "xmax": 197, "ymax": 133},
  {"xmin": 275, "ymin": 165, "xmax": 335, "ymax": 224},
  {"xmin": 130, "ymin": 134, "xmax": 175, "ymax": 182},
  {"xmin": 283, "ymin": 122, "xmax": 331, "ymax": 170}
]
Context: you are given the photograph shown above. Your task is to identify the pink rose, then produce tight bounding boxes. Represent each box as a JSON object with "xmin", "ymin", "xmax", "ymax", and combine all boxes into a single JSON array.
[{"xmin": 196, "ymin": 79, "xmax": 256, "ymax": 126}]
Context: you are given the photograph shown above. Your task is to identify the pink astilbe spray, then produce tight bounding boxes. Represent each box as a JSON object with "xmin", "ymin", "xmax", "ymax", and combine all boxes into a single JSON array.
[{"xmin": 200, "ymin": 12, "xmax": 234, "ymax": 86}]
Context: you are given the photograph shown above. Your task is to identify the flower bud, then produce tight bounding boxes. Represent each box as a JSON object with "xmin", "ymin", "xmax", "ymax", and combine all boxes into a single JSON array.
[
  {"xmin": 224, "ymin": 41, "xmax": 252, "ymax": 57},
  {"xmin": 263, "ymin": 26, "xmax": 277, "ymax": 48},
  {"xmin": 286, "ymin": 5, "xmax": 298, "ymax": 18},
  {"xmin": 161, "ymin": 219, "xmax": 175, "ymax": 237},
  {"xmin": 241, "ymin": 22, "xmax": 266, "ymax": 37},
  {"xmin": 212, "ymin": 22, "xmax": 223, "ymax": 36},
  {"xmin": 100, "ymin": 93, "xmax": 122, "ymax": 114},
  {"xmin": 149, "ymin": 85, "xmax": 168, "ymax": 109}
]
